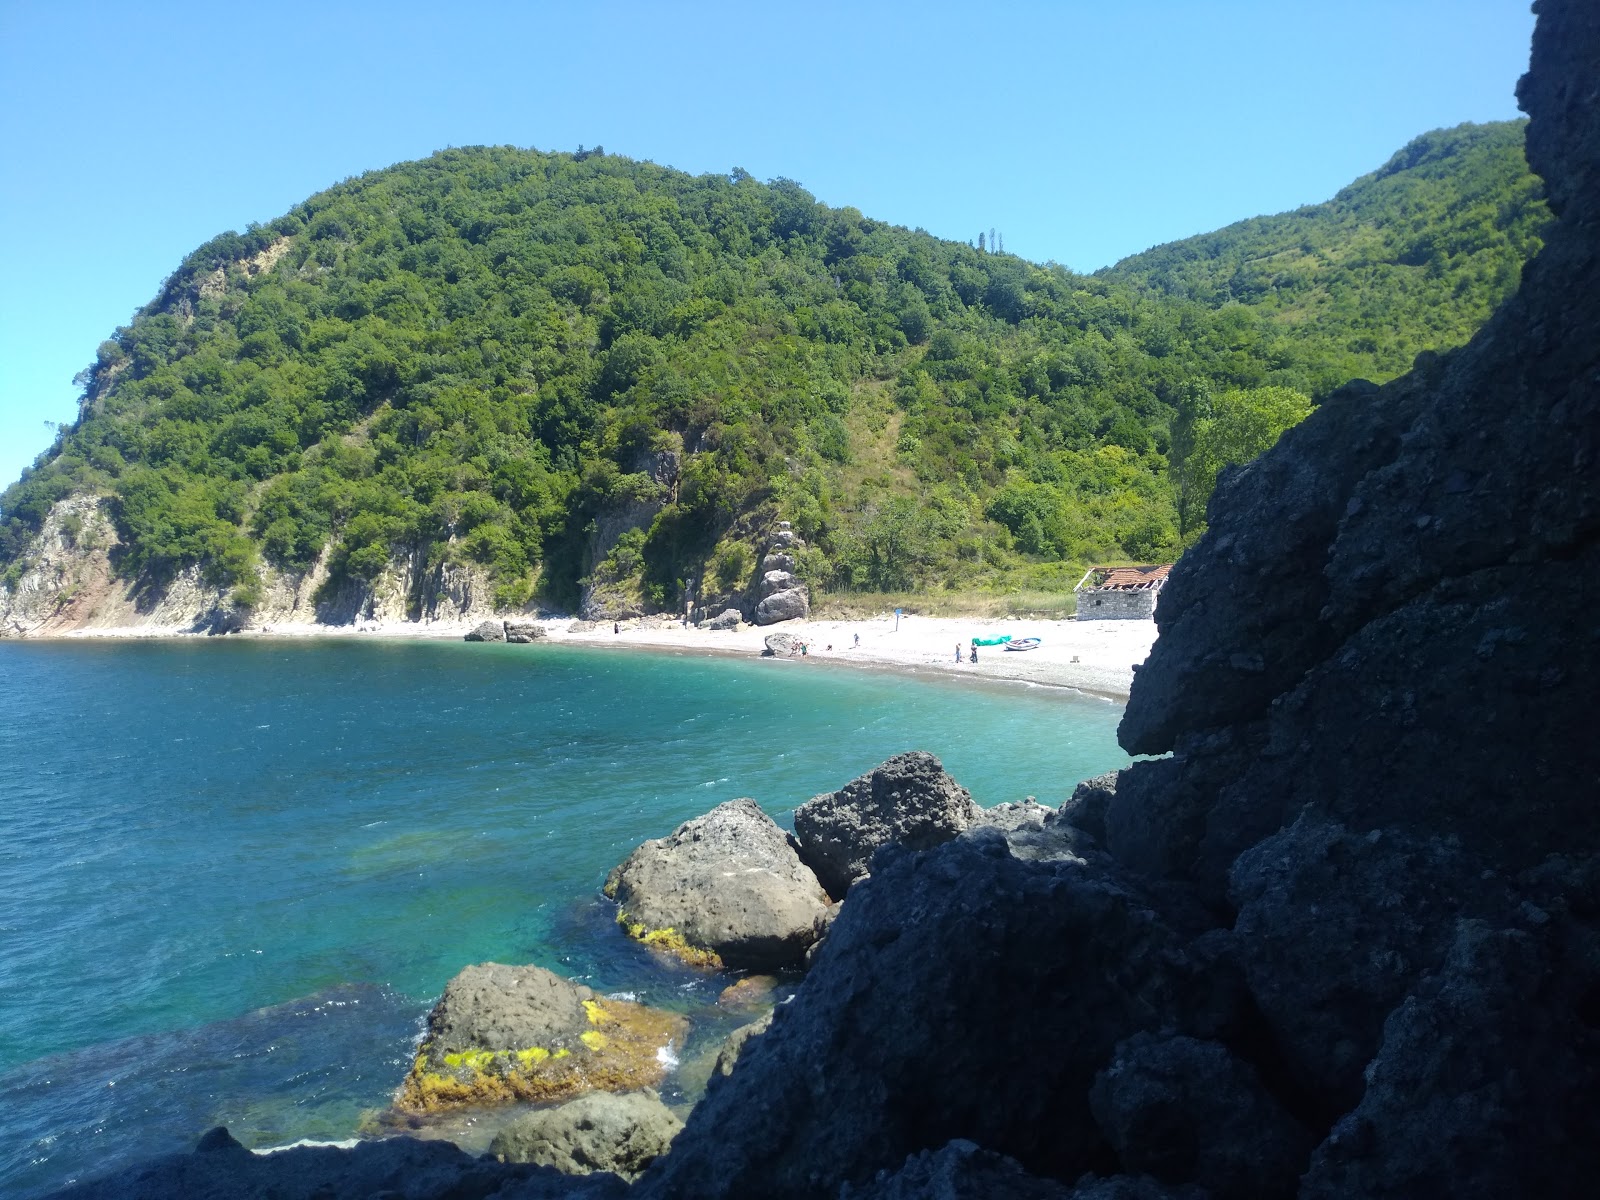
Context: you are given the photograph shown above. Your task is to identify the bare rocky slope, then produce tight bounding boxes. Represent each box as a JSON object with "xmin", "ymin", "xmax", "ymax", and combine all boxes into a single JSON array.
[{"xmin": 50, "ymin": 1, "xmax": 1600, "ymax": 1195}]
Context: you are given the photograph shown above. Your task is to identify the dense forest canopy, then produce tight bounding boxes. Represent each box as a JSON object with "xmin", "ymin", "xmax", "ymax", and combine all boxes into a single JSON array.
[
  {"xmin": 0, "ymin": 121, "xmax": 1547, "ymax": 614},
  {"xmin": 1100, "ymin": 121, "xmax": 1548, "ymax": 386}
]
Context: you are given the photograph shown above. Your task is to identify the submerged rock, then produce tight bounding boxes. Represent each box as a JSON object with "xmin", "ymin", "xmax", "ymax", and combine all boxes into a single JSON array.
[
  {"xmin": 792, "ymin": 751, "xmax": 981, "ymax": 897},
  {"xmin": 394, "ymin": 963, "xmax": 687, "ymax": 1113},
  {"xmin": 490, "ymin": 1090, "xmax": 684, "ymax": 1181},
  {"xmin": 464, "ymin": 619, "xmax": 506, "ymax": 642},
  {"xmin": 605, "ymin": 798, "xmax": 830, "ymax": 970},
  {"xmin": 712, "ymin": 1010, "xmax": 774, "ymax": 1078}
]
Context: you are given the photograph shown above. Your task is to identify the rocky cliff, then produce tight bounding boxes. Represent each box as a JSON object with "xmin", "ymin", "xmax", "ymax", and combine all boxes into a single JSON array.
[
  {"xmin": 48, "ymin": 0, "xmax": 1600, "ymax": 1195},
  {"xmin": 0, "ymin": 494, "xmax": 498, "ymax": 637}
]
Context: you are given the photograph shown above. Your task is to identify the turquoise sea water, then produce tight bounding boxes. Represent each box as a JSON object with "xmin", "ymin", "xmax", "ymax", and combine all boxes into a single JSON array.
[{"xmin": 0, "ymin": 639, "xmax": 1130, "ymax": 1197}]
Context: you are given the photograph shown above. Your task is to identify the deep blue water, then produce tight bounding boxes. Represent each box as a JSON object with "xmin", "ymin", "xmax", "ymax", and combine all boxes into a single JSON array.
[{"xmin": 0, "ymin": 639, "xmax": 1130, "ymax": 1197}]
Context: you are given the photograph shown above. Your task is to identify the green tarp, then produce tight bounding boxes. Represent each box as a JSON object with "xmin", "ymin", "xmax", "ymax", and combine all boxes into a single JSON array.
[{"xmin": 970, "ymin": 635, "xmax": 1012, "ymax": 646}]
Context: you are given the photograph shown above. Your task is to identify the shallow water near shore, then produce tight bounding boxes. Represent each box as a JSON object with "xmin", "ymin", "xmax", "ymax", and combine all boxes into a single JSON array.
[{"xmin": 0, "ymin": 638, "xmax": 1129, "ymax": 1197}]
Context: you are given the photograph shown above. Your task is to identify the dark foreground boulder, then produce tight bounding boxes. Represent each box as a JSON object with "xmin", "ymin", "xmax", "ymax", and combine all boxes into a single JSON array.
[
  {"xmin": 633, "ymin": 826, "xmax": 1241, "ymax": 1199},
  {"xmin": 394, "ymin": 963, "xmax": 687, "ymax": 1113},
  {"xmin": 490, "ymin": 1090, "xmax": 684, "ymax": 1181},
  {"xmin": 605, "ymin": 798, "xmax": 830, "ymax": 970},
  {"xmin": 464, "ymin": 619, "xmax": 506, "ymax": 642},
  {"xmin": 1089, "ymin": 1033, "xmax": 1312, "ymax": 1197},
  {"xmin": 711, "ymin": 1009, "xmax": 774, "ymax": 1078},
  {"xmin": 50, "ymin": 1126, "xmax": 623, "ymax": 1199},
  {"xmin": 792, "ymin": 751, "xmax": 982, "ymax": 897}
]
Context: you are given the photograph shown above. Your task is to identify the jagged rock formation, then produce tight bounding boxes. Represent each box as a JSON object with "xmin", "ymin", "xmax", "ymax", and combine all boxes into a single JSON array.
[
  {"xmin": 605, "ymin": 799, "xmax": 831, "ymax": 970},
  {"xmin": 791, "ymin": 751, "xmax": 981, "ymax": 897},
  {"xmin": 489, "ymin": 1091, "xmax": 683, "ymax": 1181},
  {"xmin": 0, "ymin": 493, "xmax": 501, "ymax": 638},
  {"xmin": 752, "ymin": 523, "xmax": 811, "ymax": 625},
  {"xmin": 53, "ymin": 1125, "xmax": 624, "ymax": 1200}
]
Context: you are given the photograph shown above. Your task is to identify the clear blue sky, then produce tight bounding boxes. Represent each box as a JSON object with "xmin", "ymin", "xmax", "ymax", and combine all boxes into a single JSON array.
[{"xmin": 0, "ymin": 0, "xmax": 1535, "ymax": 489}]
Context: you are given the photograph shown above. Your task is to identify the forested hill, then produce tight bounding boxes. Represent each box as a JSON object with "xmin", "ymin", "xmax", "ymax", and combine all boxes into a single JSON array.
[
  {"xmin": 0, "ymin": 127, "xmax": 1548, "ymax": 621},
  {"xmin": 1100, "ymin": 121, "xmax": 1549, "ymax": 389}
]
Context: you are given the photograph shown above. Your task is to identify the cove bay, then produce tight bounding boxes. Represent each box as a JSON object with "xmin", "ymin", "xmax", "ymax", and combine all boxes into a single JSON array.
[{"xmin": 0, "ymin": 639, "xmax": 1127, "ymax": 1197}]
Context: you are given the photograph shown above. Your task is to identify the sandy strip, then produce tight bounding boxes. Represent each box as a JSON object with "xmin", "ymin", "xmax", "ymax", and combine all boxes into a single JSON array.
[{"xmin": 56, "ymin": 613, "xmax": 1157, "ymax": 701}]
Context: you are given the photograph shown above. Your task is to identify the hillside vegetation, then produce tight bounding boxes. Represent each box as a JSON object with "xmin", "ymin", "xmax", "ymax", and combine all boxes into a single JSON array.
[
  {"xmin": 0, "ymin": 125, "xmax": 1547, "ymax": 617},
  {"xmin": 1101, "ymin": 121, "xmax": 1548, "ymax": 388}
]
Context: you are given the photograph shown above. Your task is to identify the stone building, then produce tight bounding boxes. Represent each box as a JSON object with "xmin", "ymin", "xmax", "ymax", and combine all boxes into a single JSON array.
[{"xmin": 1073, "ymin": 564, "xmax": 1172, "ymax": 620}]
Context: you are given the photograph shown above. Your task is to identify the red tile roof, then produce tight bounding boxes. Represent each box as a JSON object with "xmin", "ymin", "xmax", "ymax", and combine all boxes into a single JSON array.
[{"xmin": 1084, "ymin": 564, "xmax": 1172, "ymax": 591}]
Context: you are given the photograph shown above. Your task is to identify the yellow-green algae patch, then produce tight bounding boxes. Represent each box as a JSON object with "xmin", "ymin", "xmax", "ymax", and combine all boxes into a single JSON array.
[
  {"xmin": 617, "ymin": 912, "xmax": 725, "ymax": 970},
  {"xmin": 396, "ymin": 996, "xmax": 687, "ymax": 1114}
]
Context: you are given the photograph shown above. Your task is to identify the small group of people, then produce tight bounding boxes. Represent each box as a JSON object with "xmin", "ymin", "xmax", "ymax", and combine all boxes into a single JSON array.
[{"xmin": 957, "ymin": 641, "xmax": 980, "ymax": 663}]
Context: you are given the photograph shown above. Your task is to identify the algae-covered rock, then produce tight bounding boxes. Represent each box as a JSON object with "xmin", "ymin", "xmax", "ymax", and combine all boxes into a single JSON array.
[
  {"xmin": 395, "ymin": 963, "xmax": 687, "ymax": 1113},
  {"xmin": 490, "ymin": 1090, "xmax": 684, "ymax": 1180},
  {"xmin": 605, "ymin": 799, "xmax": 830, "ymax": 970},
  {"xmin": 792, "ymin": 751, "xmax": 981, "ymax": 897}
]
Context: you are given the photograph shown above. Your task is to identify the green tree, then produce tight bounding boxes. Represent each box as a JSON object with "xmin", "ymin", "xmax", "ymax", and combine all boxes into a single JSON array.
[{"xmin": 1181, "ymin": 386, "xmax": 1313, "ymax": 534}]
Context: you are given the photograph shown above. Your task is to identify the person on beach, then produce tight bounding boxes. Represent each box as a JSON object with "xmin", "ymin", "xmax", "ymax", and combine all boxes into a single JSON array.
[
  {"xmin": 955, "ymin": 644, "xmax": 962, "ymax": 662},
  {"xmin": 853, "ymin": 633, "xmax": 861, "ymax": 648},
  {"xmin": 613, "ymin": 622, "xmax": 619, "ymax": 635},
  {"xmin": 970, "ymin": 642, "xmax": 979, "ymax": 663}
]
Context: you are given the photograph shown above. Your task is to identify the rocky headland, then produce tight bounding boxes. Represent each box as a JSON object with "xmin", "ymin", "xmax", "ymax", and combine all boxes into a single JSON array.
[{"xmin": 48, "ymin": 1, "xmax": 1600, "ymax": 1195}]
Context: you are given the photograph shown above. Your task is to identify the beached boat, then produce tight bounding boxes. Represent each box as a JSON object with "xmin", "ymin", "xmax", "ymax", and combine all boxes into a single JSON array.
[{"xmin": 1004, "ymin": 637, "xmax": 1041, "ymax": 652}]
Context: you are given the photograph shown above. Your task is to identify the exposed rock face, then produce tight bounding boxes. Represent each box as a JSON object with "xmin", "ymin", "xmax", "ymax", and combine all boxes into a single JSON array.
[
  {"xmin": 751, "ymin": 523, "xmax": 811, "ymax": 625},
  {"xmin": 464, "ymin": 619, "xmax": 507, "ymax": 642},
  {"xmin": 633, "ymin": 826, "xmax": 1242, "ymax": 1199},
  {"xmin": 712, "ymin": 1010, "xmax": 774, "ymax": 1077},
  {"xmin": 395, "ymin": 963, "xmax": 687, "ymax": 1112},
  {"xmin": 505, "ymin": 619, "xmax": 548, "ymax": 643},
  {"xmin": 754, "ymin": 587, "xmax": 809, "ymax": 624},
  {"xmin": 792, "ymin": 751, "xmax": 982, "ymax": 897},
  {"xmin": 706, "ymin": 608, "xmax": 742, "ymax": 630},
  {"xmin": 970, "ymin": 799, "xmax": 1052, "ymax": 834},
  {"xmin": 49, "ymin": 1124, "xmax": 624, "ymax": 1199},
  {"xmin": 839, "ymin": 1139, "xmax": 1075, "ymax": 1199},
  {"xmin": 490, "ymin": 1090, "xmax": 684, "ymax": 1181},
  {"xmin": 605, "ymin": 799, "xmax": 831, "ymax": 970},
  {"xmin": 1089, "ymin": 1034, "xmax": 1312, "ymax": 1197}
]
